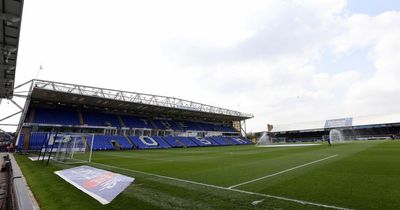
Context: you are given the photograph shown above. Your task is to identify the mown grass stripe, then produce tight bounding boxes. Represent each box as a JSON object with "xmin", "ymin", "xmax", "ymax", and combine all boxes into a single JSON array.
[
  {"xmin": 228, "ymin": 154, "xmax": 338, "ymax": 189},
  {"xmin": 90, "ymin": 160, "xmax": 351, "ymax": 210}
]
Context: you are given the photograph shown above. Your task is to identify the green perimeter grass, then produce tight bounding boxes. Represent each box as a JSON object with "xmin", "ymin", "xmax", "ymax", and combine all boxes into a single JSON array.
[{"xmin": 15, "ymin": 140, "xmax": 400, "ymax": 210}]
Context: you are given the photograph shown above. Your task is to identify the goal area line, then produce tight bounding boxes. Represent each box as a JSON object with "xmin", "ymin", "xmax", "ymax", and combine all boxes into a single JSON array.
[{"xmin": 89, "ymin": 156, "xmax": 350, "ymax": 210}]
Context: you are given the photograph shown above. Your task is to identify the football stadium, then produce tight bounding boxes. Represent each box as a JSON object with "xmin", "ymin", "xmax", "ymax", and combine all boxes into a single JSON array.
[{"xmin": 1, "ymin": 1, "xmax": 400, "ymax": 210}]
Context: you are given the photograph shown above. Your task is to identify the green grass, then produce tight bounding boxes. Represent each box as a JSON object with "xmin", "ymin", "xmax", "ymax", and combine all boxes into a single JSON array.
[{"xmin": 15, "ymin": 140, "xmax": 400, "ymax": 210}]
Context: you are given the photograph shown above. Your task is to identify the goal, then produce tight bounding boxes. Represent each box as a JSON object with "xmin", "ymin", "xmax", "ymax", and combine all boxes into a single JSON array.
[{"xmin": 50, "ymin": 133, "xmax": 94, "ymax": 164}]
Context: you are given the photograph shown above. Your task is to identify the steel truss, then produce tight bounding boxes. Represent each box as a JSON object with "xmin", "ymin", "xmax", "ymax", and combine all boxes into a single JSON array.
[
  {"xmin": 0, "ymin": 79, "xmax": 253, "ymax": 135},
  {"xmin": 29, "ymin": 79, "xmax": 253, "ymax": 118}
]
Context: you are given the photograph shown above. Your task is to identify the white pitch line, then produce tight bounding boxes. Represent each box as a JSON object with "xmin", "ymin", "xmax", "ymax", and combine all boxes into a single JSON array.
[
  {"xmin": 228, "ymin": 154, "xmax": 338, "ymax": 189},
  {"xmin": 90, "ymin": 159, "xmax": 351, "ymax": 210}
]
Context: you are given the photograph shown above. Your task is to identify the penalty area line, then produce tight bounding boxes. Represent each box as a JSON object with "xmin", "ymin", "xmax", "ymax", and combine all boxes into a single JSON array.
[
  {"xmin": 228, "ymin": 154, "xmax": 339, "ymax": 189},
  {"xmin": 90, "ymin": 159, "xmax": 350, "ymax": 210}
]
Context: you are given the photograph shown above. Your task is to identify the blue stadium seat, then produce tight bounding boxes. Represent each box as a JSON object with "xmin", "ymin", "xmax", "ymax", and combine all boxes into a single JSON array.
[
  {"xmin": 151, "ymin": 136, "xmax": 172, "ymax": 148},
  {"xmin": 175, "ymin": 121, "xmax": 237, "ymax": 132},
  {"xmin": 82, "ymin": 111, "xmax": 121, "ymax": 127},
  {"xmin": 88, "ymin": 135, "xmax": 115, "ymax": 150},
  {"xmin": 175, "ymin": 121, "xmax": 203, "ymax": 131},
  {"xmin": 162, "ymin": 136, "xmax": 199, "ymax": 147},
  {"xmin": 208, "ymin": 123, "xmax": 236, "ymax": 132},
  {"xmin": 32, "ymin": 107, "xmax": 238, "ymax": 133},
  {"xmin": 174, "ymin": 137, "xmax": 198, "ymax": 147},
  {"xmin": 210, "ymin": 136, "xmax": 234, "ymax": 145},
  {"xmin": 23, "ymin": 132, "xmax": 250, "ymax": 151},
  {"xmin": 17, "ymin": 133, "xmax": 25, "ymax": 149},
  {"xmin": 33, "ymin": 107, "xmax": 80, "ymax": 125},
  {"xmin": 129, "ymin": 136, "xmax": 166, "ymax": 149},
  {"xmin": 152, "ymin": 120, "xmax": 181, "ymax": 130},
  {"xmin": 216, "ymin": 125, "xmax": 237, "ymax": 132},
  {"xmin": 29, "ymin": 132, "xmax": 49, "ymax": 150},
  {"xmin": 121, "ymin": 115, "xmax": 154, "ymax": 129},
  {"xmin": 101, "ymin": 135, "xmax": 133, "ymax": 149},
  {"xmin": 230, "ymin": 137, "xmax": 252, "ymax": 145},
  {"xmin": 162, "ymin": 136, "xmax": 187, "ymax": 148},
  {"xmin": 189, "ymin": 137, "xmax": 219, "ymax": 146}
]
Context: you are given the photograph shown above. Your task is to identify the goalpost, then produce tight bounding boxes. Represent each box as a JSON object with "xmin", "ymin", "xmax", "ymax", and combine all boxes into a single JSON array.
[{"xmin": 48, "ymin": 133, "xmax": 95, "ymax": 164}]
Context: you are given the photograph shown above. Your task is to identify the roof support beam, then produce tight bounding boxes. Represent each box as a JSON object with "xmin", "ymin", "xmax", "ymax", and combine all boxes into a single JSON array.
[
  {"xmin": 0, "ymin": 110, "xmax": 22, "ymax": 122},
  {"xmin": 20, "ymin": 79, "xmax": 253, "ymax": 122},
  {"xmin": 10, "ymin": 98, "xmax": 23, "ymax": 110}
]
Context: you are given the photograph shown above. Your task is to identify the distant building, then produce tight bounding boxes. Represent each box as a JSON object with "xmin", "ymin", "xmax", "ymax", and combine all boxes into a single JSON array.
[{"xmin": 259, "ymin": 114, "xmax": 400, "ymax": 142}]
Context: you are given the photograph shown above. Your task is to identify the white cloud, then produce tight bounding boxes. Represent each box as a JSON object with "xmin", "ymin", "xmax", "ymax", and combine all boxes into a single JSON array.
[
  {"xmin": 337, "ymin": 12, "xmax": 400, "ymax": 116},
  {"xmin": 313, "ymin": 71, "xmax": 361, "ymax": 90},
  {"xmin": 1, "ymin": 0, "xmax": 400, "ymax": 133}
]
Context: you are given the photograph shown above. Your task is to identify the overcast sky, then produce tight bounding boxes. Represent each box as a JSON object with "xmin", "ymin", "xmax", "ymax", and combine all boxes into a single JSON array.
[{"xmin": 1, "ymin": 0, "xmax": 400, "ymax": 132}]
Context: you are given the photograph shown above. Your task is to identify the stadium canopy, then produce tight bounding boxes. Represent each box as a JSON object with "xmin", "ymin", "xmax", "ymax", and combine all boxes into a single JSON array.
[
  {"xmin": 0, "ymin": 0, "xmax": 24, "ymax": 99},
  {"xmin": 17, "ymin": 79, "xmax": 253, "ymax": 126},
  {"xmin": 271, "ymin": 114, "xmax": 400, "ymax": 133}
]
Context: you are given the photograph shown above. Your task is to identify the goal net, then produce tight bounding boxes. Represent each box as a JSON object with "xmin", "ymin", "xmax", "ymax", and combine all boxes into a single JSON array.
[{"xmin": 50, "ymin": 133, "xmax": 94, "ymax": 164}]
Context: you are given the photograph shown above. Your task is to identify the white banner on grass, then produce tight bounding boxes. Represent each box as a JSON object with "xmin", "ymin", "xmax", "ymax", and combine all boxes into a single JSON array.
[{"xmin": 54, "ymin": 165, "xmax": 134, "ymax": 204}]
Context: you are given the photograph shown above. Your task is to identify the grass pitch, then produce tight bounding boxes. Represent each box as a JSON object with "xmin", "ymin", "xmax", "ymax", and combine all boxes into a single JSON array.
[{"xmin": 15, "ymin": 140, "xmax": 400, "ymax": 210}]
